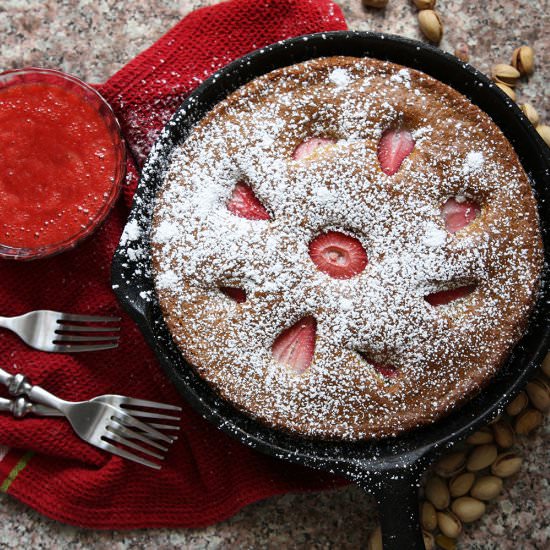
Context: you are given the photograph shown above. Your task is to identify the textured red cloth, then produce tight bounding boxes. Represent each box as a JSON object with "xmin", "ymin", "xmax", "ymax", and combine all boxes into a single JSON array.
[{"xmin": 0, "ymin": 0, "xmax": 347, "ymax": 529}]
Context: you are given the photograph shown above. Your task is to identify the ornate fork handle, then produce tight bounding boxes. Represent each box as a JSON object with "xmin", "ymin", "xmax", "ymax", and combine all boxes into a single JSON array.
[
  {"xmin": 0, "ymin": 370, "xmax": 31, "ymax": 396},
  {"xmin": 0, "ymin": 396, "xmax": 55, "ymax": 418},
  {"xmin": 0, "ymin": 367, "xmax": 64, "ymax": 412}
]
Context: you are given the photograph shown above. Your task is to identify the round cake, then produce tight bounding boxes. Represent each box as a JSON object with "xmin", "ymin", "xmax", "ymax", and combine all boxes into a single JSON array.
[{"xmin": 151, "ymin": 56, "xmax": 543, "ymax": 440}]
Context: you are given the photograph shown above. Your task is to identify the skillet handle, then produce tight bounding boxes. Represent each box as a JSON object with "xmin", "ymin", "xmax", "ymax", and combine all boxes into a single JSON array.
[{"xmin": 358, "ymin": 467, "xmax": 426, "ymax": 550}]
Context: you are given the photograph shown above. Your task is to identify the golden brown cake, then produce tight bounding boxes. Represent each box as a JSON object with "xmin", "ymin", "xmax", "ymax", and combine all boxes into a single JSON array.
[{"xmin": 151, "ymin": 56, "xmax": 543, "ymax": 440}]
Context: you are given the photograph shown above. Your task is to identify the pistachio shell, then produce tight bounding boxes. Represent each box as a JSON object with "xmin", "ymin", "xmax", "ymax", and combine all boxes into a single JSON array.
[
  {"xmin": 451, "ymin": 496, "xmax": 486, "ymax": 523},
  {"xmin": 466, "ymin": 427, "xmax": 493, "ymax": 445},
  {"xmin": 470, "ymin": 475, "xmax": 503, "ymax": 500},
  {"xmin": 421, "ymin": 500, "xmax": 438, "ymax": 531},
  {"xmin": 514, "ymin": 407, "xmax": 543, "ymax": 435},
  {"xmin": 434, "ymin": 451, "xmax": 466, "ymax": 477},
  {"xmin": 537, "ymin": 125, "xmax": 550, "ymax": 148},
  {"xmin": 492, "ymin": 63, "xmax": 521, "ymax": 86},
  {"xmin": 423, "ymin": 530, "xmax": 435, "ymax": 550},
  {"xmin": 362, "ymin": 0, "xmax": 388, "ymax": 7},
  {"xmin": 495, "ymin": 82, "xmax": 517, "ymax": 101},
  {"xmin": 506, "ymin": 391, "xmax": 528, "ymax": 416},
  {"xmin": 492, "ymin": 420, "xmax": 515, "ymax": 448},
  {"xmin": 466, "ymin": 444, "xmax": 498, "ymax": 472},
  {"xmin": 437, "ymin": 510, "xmax": 463, "ymax": 538},
  {"xmin": 520, "ymin": 104, "xmax": 540, "ymax": 127},
  {"xmin": 449, "ymin": 472, "xmax": 475, "ymax": 497},
  {"xmin": 512, "ymin": 45, "xmax": 535, "ymax": 76},
  {"xmin": 435, "ymin": 534, "xmax": 457, "ymax": 550},
  {"xmin": 367, "ymin": 525, "xmax": 382, "ymax": 550},
  {"xmin": 542, "ymin": 352, "xmax": 550, "ymax": 377},
  {"xmin": 425, "ymin": 476, "xmax": 450, "ymax": 510},
  {"xmin": 418, "ymin": 10, "xmax": 443, "ymax": 43},
  {"xmin": 491, "ymin": 452, "xmax": 522, "ymax": 478},
  {"xmin": 414, "ymin": 0, "xmax": 436, "ymax": 8},
  {"xmin": 525, "ymin": 380, "xmax": 550, "ymax": 411}
]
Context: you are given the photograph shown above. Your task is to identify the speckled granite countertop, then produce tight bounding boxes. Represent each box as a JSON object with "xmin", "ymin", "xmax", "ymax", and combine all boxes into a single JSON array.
[{"xmin": 0, "ymin": 1, "xmax": 548, "ymax": 548}]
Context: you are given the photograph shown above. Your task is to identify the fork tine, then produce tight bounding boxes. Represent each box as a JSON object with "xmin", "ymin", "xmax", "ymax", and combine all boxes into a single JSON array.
[
  {"xmin": 150, "ymin": 423, "xmax": 180, "ymax": 432},
  {"xmin": 57, "ymin": 325, "xmax": 121, "ymax": 333},
  {"xmin": 121, "ymin": 409, "xmax": 181, "ymax": 421},
  {"xmin": 108, "ymin": 420, "xmax": 169, "ymax": 451},
  {"xmin": 54, "ymin": 334, "xmax": 120, "ymax": 343},
  {"xmin": 117, "ymin": 397, "xmax": 182, "ymax": 411},
  {"xmin": 99, "ymin": 440, "xmax": 161, "ymax": 469},
  {"xmin": 103, "ymin": 430, "xmax": 165, "ymax": 460},
  {"xmin": 57, "ymin": 313, "xmax": 120, "ymax": 323},
  {"xmin": 109, "ymin": 411, "xmax": 174, "ymax": 443},
  {"xmin": 51, "ymin": 343, "xmax": 119, "ymax": 353}
]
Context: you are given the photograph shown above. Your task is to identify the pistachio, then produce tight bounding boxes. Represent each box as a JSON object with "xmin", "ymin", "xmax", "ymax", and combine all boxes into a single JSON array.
[
  {"xmin": 454, "ymin": 44, "xmax": 469, "ymax": 63},
  {"xmin": 421, "ymin": 500, "xmax": 438, "ymax": 531},
  {"xmin": 466, "ymin": 427, "xmax": 493, "ymax": 445},
  {"xmin": 413, "ymin": 0, "xmax": 436, "ymax": 8},
  {"xmin": 423, "ymin": 530, "xmax": 435, "ymax": 550},
  {"xmin": 451, "ymin": 496, "xmax": 486, "ymax": 523},
  {"xmin": 435, "ymin": 534, "xmax": 457, "ymax": 550},
  {"xmin": 525, "ymin": 379, "xmax": 550, "ymax": 411},
  {"xmin": 491, "ymin": 63, "xmax": 521, "ymax": 87},
  {"xmin": 514, "ymin": 407, "xmax": 543, "ymax": 435},
  {"xmin": 367, "ymin": 525, "xmax": 382, "ymax": 550},
  {"xmin": 437, "ymin": 510, "xmax": 462, "ymax": 538},
  {"xmin": 495, "ymin": 82, "xmax": 517, "ymax": 101},
  {"xmin": 418, "ymin": 10, "xmax": 443, "ymax": 43},
  {"xmin": 512, "ymin": 45, "xmax": 535, "ymax": 76},
  {"xmin": 542, "ymin": 352, "xmax": 550, "ymax": 377},
  {"xmin": 520, "ymin": 104, "xmax": 540, "ymax": 127},
  {"xmin": 466, "ymin": 444, "xmax": 498, "ymax": 472},
  {"xmin": 537, "ymin": 125, "xmax": 550, "ymax": 148},
  {"xmin": 425, "ymin": 476, "xmax": 450, "ymax": 510},
  {"xmin": 362, "ymin": 0, "xmax": 389, "ymax": 7},
  {"xmin": 470, "ymin": 475, "xmax": 503, "ymax": 500},
  {"xmin": 434, "ymin": 451, "xmax": 466, "ymax": 477},
  {"xmin": 449, "ymin": 472, "xmax": 475, "ymax": 497},
  {"xmin": 492, "ymin": 420, "xmax": 515, "ymax": 449},
  {"xmin": 506, "ymin": 391, "xmax": 528, "ymax": 416},
  {"xmin": 491, "ymin": 452, "xmax": 522, "ymax": 478}
]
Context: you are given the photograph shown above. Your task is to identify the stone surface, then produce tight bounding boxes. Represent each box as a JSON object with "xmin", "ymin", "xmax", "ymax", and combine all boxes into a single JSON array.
[{"xmin": 0, "ymin": 0, "xmax": 548, "ymax": 548}]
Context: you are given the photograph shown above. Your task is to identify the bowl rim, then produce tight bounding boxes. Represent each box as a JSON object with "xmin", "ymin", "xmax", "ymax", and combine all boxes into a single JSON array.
[{"xmin": 0, "ymin": 66, "xmax": 126, "ymax": 261}]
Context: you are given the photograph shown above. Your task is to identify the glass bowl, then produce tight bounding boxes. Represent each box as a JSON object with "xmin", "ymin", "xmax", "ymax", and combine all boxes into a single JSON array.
[{"xmin": 0, "ymin": 67, "xmax": 126, "ymax": 260}]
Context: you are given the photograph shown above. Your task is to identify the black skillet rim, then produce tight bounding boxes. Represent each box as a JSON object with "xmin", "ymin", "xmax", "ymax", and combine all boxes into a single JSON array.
[{"xmin": 112, "ymin": 30, "xmax": 550, "ymax": 477}]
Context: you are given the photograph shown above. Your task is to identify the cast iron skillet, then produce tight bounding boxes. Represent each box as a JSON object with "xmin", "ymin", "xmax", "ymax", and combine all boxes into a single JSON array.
[{"xmin": 111, "ymin": 31, "xmax": 550, "ymax": 549}]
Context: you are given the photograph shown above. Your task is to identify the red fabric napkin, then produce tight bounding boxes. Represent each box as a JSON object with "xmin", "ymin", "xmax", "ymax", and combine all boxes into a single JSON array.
[{"xmin": 0, "ymin": 0, "xmax": 347, "ymax": 529}]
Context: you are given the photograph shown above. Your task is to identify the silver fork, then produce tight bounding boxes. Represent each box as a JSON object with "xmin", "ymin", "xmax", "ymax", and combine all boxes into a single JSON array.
[
  {"xmin": 0, "ymin": 367, "xmax": 180, "ymax": 469},
  {"xmin": 0, "ymin": 310, "xmax": 120, "ymax": 352},
  {"xmin": 0, "ymin": 395, "xmax": 181, "ymax": 435}
]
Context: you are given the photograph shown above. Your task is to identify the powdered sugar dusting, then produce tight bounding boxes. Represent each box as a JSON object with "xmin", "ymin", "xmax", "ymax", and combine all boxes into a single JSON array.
[
  {"xmin": 463, "ymin": 151, "xmax": 485, "ymax": 175},
  {"xmin": 150, "ymin": 56, "xmax": 542, "ymax": 440},
  {"xmin": 329, "ymin": 67, "xmax": 352, "ymax": 88}
]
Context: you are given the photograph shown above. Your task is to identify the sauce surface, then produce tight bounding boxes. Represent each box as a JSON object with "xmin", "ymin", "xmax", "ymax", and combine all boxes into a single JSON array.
[{"xmin": 0, "ymin": 82, "xmax": 117, "ymax": 249}]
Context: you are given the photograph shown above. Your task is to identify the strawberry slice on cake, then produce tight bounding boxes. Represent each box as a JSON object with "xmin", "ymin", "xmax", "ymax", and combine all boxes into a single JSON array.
[
  {"xmin": 309, "ymin": 231, "xmax": 368, "ymax": 279},
  {"xmin": 272, "ymin": 316, "xmax": 317, "ymax": 373},
  {"xmin": 377, "ymin": 129, "xmax": 415, "ymax": 176},
  {"xmin": 227, "ymin": 181, "xmax": 271, "ymax": 220}
]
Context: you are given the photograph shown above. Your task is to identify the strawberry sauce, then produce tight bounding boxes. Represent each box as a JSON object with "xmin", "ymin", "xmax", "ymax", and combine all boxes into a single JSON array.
[{"xmin": 0, "ymin": 82, "xmax": 117, "ymax": 249}]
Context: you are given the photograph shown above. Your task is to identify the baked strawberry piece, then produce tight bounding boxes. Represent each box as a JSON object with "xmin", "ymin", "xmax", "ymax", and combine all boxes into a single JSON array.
[
  {"xmin": 309, "ymin": 231, "xmax": 368, "ymax": 279},
  {"xmin": 272, "ymin": 316, "xmax": 317, "ymax": 373},
  {"xmin": 377, "ymin": 129, "xmax": 415, "ymax": 176}
]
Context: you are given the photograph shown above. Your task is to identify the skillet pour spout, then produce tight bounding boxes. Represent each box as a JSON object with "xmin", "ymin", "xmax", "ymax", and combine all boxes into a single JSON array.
[{"xmin": 112, "ymin": 31, "xmax": 550, "ymax": 549}]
